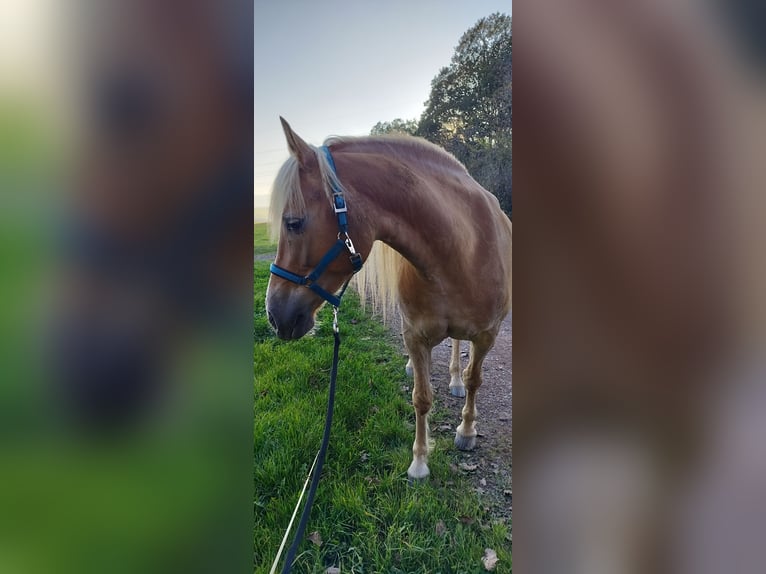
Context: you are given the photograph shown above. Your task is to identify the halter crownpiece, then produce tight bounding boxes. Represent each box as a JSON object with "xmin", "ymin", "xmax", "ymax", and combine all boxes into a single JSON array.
[{"xmin": 269, "ymin": 146, "xmax": 363, "ymax": 307}]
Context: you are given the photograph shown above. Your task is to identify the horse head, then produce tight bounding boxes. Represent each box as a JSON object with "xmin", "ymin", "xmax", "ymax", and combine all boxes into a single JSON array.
[{"xmin": 266, "ymin": 119, "xmax": 367, "ymax": 340}]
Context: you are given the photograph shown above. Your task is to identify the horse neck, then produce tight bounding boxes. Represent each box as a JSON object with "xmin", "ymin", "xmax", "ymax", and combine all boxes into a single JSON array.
[{"xmin": 348, "ymin": 156, "xmax": 468, "ymax": 277}]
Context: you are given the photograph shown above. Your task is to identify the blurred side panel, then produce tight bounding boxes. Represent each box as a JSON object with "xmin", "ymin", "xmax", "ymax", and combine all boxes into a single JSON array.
[
  {"xmin": 514, "ymin": 0, "xmax": 766, "ymax": 572},
  {"xmin": 0, "ymin": 1, "xmax": 253, "ymax": 573}
]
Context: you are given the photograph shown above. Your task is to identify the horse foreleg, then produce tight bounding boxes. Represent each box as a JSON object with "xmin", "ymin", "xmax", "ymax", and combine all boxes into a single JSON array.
[
  {"xmin": 404, "ymin": 335, "xmax": 433, "ymax": 481},
  {"xmin": 455, "ymin": 332, "xmax": 494, "ymax": 451},
  {"xmin": 449, "ymin": 339, "xmax": 466, "ymax": 397}
]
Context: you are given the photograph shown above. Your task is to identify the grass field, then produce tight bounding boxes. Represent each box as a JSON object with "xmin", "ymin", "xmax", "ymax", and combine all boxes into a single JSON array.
[
  {"xmin": 254, "ymin": 222, "xmax": 275, "ymax": 255},
  {"xmin": 254, "ymin": 260, "xmax": 512, "ymax": 573}
]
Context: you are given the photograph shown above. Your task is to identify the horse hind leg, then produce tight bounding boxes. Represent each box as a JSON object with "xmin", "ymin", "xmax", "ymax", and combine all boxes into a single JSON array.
[
  {"xmin": 449, "ymin": 339, "xmax": 466, "ymax": 397},
  {"xmin": 455, "ymin": 332, "xmax": 494, "ymax": 451}
]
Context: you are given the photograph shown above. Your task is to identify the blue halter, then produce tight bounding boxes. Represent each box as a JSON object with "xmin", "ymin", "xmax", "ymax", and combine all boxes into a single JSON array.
[{"xmin": 269, "ymin": 146, "xmax": 363, "ymax": 307}]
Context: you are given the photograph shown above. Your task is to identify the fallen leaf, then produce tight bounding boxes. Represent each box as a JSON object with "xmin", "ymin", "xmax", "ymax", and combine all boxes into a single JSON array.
[
  {"xmin": 326, "ymin": 568, "xmax": 341, "ymax": 574},
  {"xmin": 458, "ymin": 515, "xmax": 475, "ymax": 525},
  {"xmin": 459, "ymin": 462, "xmax": 478, "ymax": 472},
  {"xmin": 307, "ymin": 531, "xmax": 322, "ymax": 546},
  {"xmin": 482, "ymin": 548, "xmax": 499, "ymax": 571},
  {"xmin": 435, "ymin": 520, "xmax": 447, "ymax": 537}
]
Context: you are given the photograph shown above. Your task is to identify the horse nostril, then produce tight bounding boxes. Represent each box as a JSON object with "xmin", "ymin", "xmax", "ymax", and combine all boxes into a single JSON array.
[{"xmin": 267, "ymin": 310, "xmax": 277, "ymax": 330}]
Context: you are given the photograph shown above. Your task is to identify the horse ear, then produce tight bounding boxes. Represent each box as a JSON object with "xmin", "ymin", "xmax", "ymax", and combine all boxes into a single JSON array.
[{"xmin": 280, "ymin": 117, "xmax": 313, "ymax": 165}]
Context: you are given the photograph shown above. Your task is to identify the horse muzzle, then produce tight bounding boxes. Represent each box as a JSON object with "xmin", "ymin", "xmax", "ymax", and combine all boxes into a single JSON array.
[{"xmin": 265, "ymin": 287, "xmax": 317, "ymax": 340}]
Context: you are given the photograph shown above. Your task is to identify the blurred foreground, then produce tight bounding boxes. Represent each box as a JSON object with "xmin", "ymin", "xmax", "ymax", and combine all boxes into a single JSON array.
[
  {"xmin": 0, "ymin": 2, "xmax": 252, "ymax": 573},
  {"xmin": 515, "ymin": 1, "xmax": 766, "ymax": 572}
]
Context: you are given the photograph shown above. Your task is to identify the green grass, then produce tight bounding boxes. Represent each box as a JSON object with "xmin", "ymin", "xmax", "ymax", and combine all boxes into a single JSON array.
[
  {"xmin": 254, "ymin": 222, "xmax": 275, "ymax": 255},
  {"xmin": 254, "ymin": 261, "xmax": 511, "ymax": 573}
]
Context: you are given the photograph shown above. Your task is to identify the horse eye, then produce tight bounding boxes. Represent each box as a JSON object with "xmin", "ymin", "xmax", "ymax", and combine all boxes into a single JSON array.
[{"xmin": 284, "ymin": 217, "xmax": 305, "ymax": 233}]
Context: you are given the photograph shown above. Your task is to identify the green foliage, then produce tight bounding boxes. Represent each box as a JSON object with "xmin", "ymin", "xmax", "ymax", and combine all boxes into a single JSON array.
[
  {"xmin": 254, "ymin": 261, "xmax": 511, "ymax": 572},
  {"xmin": 370, "ymin": 118, "xmax": 419, "ymax": 136},
  {"xmin": 418, "ymin": 12, "xmax": 512, "ymax": 217},
  {"xmin": 373, "ymin": 13, "xmax": 512, "ymax": 217}
]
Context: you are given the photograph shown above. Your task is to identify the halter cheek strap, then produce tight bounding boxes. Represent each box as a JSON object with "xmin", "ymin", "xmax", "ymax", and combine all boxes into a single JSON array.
[{"xmin": 269, "ymin": 146, "xmax": 363, "ymax": 307}]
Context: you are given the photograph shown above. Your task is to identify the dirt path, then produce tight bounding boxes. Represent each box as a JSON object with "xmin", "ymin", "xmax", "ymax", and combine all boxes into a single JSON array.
[{"xmin": 425, "ymin": 313, "xmax": 512, "ymax": 524}]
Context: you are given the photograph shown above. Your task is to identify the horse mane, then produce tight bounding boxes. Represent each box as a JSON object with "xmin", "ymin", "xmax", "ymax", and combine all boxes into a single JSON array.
[
  {"xmin": 269, "ymin": 134, "xmax": 468, "ymax": 319},
  {"xmin": 324, "ymin": 134, "xmax": 469, "ymax": 174}
]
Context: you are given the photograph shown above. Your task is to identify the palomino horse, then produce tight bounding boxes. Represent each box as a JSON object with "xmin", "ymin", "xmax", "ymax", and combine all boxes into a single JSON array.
[{"xmin": 266, "ymin": 118, "xmax": 512, "ymax": 480}]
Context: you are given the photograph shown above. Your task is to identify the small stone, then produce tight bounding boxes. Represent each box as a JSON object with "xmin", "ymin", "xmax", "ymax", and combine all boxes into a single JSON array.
[
  {"xmin": 308, "ymin": 531, "xmax": 322, "ymax": 546},
  {"xmin": 482, "ymin": 548, "xmax": 499, "ymax": 571}
]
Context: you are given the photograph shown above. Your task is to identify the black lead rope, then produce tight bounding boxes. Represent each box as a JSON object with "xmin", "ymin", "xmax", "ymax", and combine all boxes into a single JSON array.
[
  {"xmin": 280, "ymin": 325, "xmax": 339, "ymax": 574},
  {"xmin": 281, "ymin": 279, "xmax": 353, "ymax": 574}
]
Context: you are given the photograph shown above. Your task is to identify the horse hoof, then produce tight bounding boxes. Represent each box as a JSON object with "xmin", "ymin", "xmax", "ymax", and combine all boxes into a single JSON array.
[
  {"xmin": 454, "ymin": 433, "xmax": 477, "ymax": 451},
  {"xmin": 449, "ymin": 386, "xmax": 466, "ymax": 398},
  {"xmin": 407, "ymin": 458, "xmax": 430, "ymax": 481},
  {"xmin": 405, "ymin": 364, "xmax": 414, "ymax": 377}
]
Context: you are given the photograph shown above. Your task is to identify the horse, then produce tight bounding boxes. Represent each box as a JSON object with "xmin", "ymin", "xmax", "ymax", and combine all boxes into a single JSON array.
[{"xmin": 265, "ymin": 118, "xmax": 512, "ymax": 480}]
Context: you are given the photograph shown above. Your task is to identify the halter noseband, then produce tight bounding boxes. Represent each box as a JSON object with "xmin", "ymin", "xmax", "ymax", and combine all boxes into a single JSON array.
[{"xmin": 269, "ymin": 146, "xmax": 363, "ymax": 308}]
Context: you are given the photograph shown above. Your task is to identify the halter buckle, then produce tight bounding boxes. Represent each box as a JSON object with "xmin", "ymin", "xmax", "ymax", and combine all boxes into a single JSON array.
[{"xmin": 333, "ymin": 193, "xmax": 348, "ymax": 214}]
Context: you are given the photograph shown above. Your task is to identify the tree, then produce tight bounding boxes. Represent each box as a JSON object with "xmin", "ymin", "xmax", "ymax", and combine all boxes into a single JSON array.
[
  {"xmin": 369, "ymin": 14, "xmax": 512, "ymax": 216},
  {"xmin": 417, "ymin": 13, "xmax": 512, "ymax": 216},
  {"xmin": 370, "ymin": 118, "xmax": 419, "ymax": 136}
]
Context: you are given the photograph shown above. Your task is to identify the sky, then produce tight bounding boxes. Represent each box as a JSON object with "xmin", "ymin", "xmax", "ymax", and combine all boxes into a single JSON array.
[{"xmin": 254, "ymin": 0, "xmax": 512, "ymax": 213}]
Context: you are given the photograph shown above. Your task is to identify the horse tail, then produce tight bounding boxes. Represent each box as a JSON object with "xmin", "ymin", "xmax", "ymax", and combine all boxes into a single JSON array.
[{"xmin": 354, "ymin": 241, "xmax": 405, "ymax": 323}]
